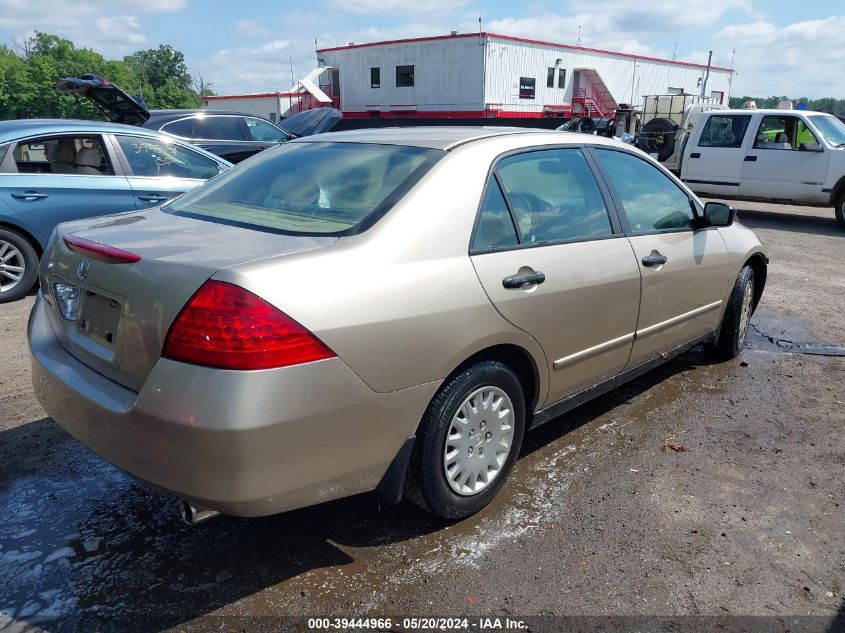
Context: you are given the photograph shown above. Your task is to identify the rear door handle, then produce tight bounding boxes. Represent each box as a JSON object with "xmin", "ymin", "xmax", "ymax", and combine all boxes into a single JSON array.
[
  {"xmin": 11, "ymin": 191, "xmax": 49, "ymax": 201},
  {"xmin": 137, "ymin": 194, "xmax": 171, "ymax": 202},
  {"xmin": 502, "ymin": 271, "xmax": 546, "ymax": 289},
  {"xmin": 689, "ymin": 152, "xmax": 701, "ymax": 159},
  {"xmin": 744, "ymin": 155, "xmax": 758, "ymax": 162},
  {"xmin": 642, "ymin": 254, "xmax": 668, "ymax": 267}
]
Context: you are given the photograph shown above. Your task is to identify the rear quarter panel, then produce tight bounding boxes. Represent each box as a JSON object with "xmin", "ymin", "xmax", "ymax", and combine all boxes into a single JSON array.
[{"xmin": 0, "ymin": 197, "xmax": 47, "ymax": 248}]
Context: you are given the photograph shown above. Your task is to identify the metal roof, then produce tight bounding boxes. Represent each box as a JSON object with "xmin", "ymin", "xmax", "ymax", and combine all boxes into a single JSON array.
[{"xmin": 316, "ymin": 32, "xmax": 734, "ymax": 73}]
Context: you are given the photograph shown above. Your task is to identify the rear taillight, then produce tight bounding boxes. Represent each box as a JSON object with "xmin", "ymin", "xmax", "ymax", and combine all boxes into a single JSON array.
[{"xmin": 163, "ymin": 280, "xmax": 335, "ymax": 370}]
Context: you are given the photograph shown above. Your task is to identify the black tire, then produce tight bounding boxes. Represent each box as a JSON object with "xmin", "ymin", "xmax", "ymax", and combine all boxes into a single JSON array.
[
  {"xmin": 565, "ymin": 116, "xmax": 596, "ymax": 134},
  {"xmin": 637, "ymin": 117, "xmax": 677, "ymax": 162},
  {"xmin": 835, "ymin": 194, "xmax": 845, "ymax": 231},
  {"xmin": 709, "ymin": 266, "xmax": 755, "ymax": 360},
  {"xmin": 404, "ymin": 361, "xmax": 526, "ymax": 520},
  {"xmin": 0, "ymin": 228, "xmax": 38, "ymax": 304}
]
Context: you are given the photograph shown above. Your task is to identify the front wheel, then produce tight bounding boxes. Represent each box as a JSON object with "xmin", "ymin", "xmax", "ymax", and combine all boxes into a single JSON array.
[
  {"xmin": 0, "ymin": 229, "xmax": 38, "ymax": 304},
  {"xmin": 835, "ymin": 195, "xmax": 845, "ymax": 231},
  {"xmin": 404, "ymin": 361, "xmax": 526, "ymax": 520},
  {"xmin": 709, "ymin": 266, "xmax": 755, "ymax": 360}
]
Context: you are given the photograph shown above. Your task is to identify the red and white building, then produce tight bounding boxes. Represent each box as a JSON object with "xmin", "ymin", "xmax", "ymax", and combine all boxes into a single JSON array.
[
  {"xmin": 202, "ymin": 92, "xmax": 300, "ymax": 123},
  {"xmin": 205, "ymin": 32, "xmax": 734, "ymax": 122}
]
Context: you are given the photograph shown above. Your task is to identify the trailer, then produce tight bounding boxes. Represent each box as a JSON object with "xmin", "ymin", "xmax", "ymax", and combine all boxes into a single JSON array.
[{"xmin": 632, "ymin": 94, "xmax": 726, "ymax": 170}]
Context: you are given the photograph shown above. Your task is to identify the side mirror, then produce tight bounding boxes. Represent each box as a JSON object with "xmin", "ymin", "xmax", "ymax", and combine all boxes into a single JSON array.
[
  {"xmin": 799, "ymin": 141, "xmax": 823, "ymax": 152},
  {"xmin": 702, "ymin": 201, "xmax": 737, "ymax": 227}
]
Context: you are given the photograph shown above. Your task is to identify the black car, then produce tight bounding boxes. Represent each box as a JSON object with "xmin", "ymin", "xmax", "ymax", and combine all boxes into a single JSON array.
[{"xmin": 56, "ymin": 74, "xmax": 341, "ymax": 163}]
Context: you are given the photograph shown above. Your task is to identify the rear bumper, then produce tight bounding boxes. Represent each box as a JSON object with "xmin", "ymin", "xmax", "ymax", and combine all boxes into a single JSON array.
[{"xmin": 28, "ymin": 293, "xmax": 439, "ymax": 516}]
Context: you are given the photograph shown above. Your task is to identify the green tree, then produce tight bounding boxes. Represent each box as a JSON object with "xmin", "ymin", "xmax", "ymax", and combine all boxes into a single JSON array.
[
  {"xmin": 123, "ymin": 44, "xmax": 198, "ymax": 109},
  {"xmin": 0, "ymin": 45, "xmax": 31, "ymax": 119},
  {"xmin": 729, "ymin": 94, "xmax": 845, "ymax": 117},
  {"xmin": 0, "ymin": 32, "xmax": 203, "ymax": 121}
]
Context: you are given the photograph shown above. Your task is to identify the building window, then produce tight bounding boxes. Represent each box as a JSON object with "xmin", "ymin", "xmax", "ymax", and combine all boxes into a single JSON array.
[
  {"xmin": 519, "ymin": 77, "xmax": 535, "ymax": 99},
  {"xmin": 396, "ymin": 65, "xmax": 414, "ymax": 87},
  {"xmin": 668, "ymin": 87, "xmax": 684, "ymax": 95},
  {"xmin": 371, "ymin": 67, "xmax": 380, "ymax": 89},
  {"xmin": 558, "ymin": 68, "xmax": 566, "ymax": 89},
  {"xmin": 547, "ymin": 67, "xmax": 555, "ymax": 88}
]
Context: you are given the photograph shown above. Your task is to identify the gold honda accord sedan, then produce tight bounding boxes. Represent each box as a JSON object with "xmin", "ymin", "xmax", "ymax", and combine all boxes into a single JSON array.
[{"xmin": 29, "ymin": 127, "xmax": 767, "ymax": 521}]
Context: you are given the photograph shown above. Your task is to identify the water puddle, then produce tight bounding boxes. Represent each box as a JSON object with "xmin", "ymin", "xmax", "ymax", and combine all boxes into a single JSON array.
[{"xmin": 746, "ymin": 324, "xmax": 845, "ymax": 357}]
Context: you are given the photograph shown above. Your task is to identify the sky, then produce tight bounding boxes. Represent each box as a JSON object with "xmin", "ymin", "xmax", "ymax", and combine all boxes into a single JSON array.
[{"xmin": 1, "ymin": 0, "xmax": 843, "ymax": 99}]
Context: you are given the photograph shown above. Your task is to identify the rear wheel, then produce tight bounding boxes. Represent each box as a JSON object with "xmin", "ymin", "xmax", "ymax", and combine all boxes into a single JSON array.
[
  {"xmin": 404, "ymin": 361, "xmax": 526, "ymax": 519},
  {"xmin": 835, "ymin": 194, "xmax": 845, "ymax": 231},
  {"xmin": 0, "ymin": 229, "xmax": 38, "ymax": 304},
  {"xmin": 709, "ymin": 266, "xmax": 754, "ymax": 360}
]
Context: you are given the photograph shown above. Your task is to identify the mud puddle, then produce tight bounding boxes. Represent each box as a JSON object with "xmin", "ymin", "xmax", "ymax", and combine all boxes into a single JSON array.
[{"xmin": 746, "ymin": 324, "xmax": 845, "ymax": 357}]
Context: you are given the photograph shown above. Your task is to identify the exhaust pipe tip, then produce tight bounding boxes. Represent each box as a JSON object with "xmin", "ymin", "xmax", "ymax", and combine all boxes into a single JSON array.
[{"xmin": 181, "ymin": 500, "xmax": 221, "ymax": 525}]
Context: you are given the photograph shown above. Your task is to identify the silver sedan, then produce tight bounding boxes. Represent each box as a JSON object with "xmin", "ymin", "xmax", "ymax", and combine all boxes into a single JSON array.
[{"xmin": 29, "ymin": 127, "xmax": 767, "ymax": 521}]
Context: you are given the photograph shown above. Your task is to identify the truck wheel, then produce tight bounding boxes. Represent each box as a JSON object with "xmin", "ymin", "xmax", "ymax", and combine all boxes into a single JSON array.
[
  {"xmin": 638, "ymin": 117, "xmax": 677, "ymax": 162},
  {"xmin": 835, "ymin": 195, "xmax": 845, "ymax": 231},
  {"xmin": 0, "ymin": 228, "xmax": 39, "ymax": 304}
]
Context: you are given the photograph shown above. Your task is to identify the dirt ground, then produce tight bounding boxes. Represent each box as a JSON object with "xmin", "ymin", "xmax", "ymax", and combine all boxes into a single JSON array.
[{"xmin": 0, "ymin": 201, "xmax": 843, "ymax": 633}]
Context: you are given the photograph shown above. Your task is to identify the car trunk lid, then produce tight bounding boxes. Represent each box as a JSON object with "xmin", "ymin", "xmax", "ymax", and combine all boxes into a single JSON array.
[
  {"xmin": 280, "ymin": 107, "xmax": 341, "ymax": 138},
  {"xmin": 42, "ymin": 209, "xmax": 336, "ymax": 391},
  {"xmin": 55, "ymin": 74, "xmax": 151, "ymax": 126}
]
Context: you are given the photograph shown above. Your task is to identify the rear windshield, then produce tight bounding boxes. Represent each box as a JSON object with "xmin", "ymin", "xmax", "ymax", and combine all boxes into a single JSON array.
[{"xmin": 165, "ymin": 141, "xmax": 443, "ymax": 236}]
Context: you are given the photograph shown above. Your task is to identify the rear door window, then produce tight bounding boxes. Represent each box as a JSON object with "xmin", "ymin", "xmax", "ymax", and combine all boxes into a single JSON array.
[
  {"xmin": 114, "ymin": 134, "xmax": 221, "ymax": 180},
  {"xmin": 0, "ymin": 142, "xmax": 10, "ymax": 172},
  {"xmin": 471, "ymin": 178, "xmax": 519, "ymax": 251},
  {"xmin": 494, "ymin": 149, "xmax": 613, "ymax": 244},
  {"xmin": 11, "ymin": 136, "xmax": 113, "ymax": 175},
  {"xmin": 192, "ymin": 116, "xmax": 246, "ymax": 141},
  {"xmin": 160, "ymin": 118, "xmax": 195, "ymax": 138},
  {"xmin": 697, "ymin": 114, "xmax": 751, "ymax": 148}
]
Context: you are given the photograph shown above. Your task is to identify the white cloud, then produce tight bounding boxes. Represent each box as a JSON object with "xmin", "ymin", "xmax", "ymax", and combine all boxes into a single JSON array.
[
  {"xmin": 486, "ymin": 14, "xmax": 670, "ymax": 59},
  {"xmin": 93, "ymin": 16, "xmax": 146, "ymax": 46},
  {"xmin": 235, "ymin": 20, "xmax": 271, "ymax": 39},
  {"xmin": 0, "ymin": 0, "xmax": 184, "ymax": 29},
  {"xmin": 569, "ymin": 0, "xmax": 750, "ymax": 33},
  {"xmin": 712, "ymin": 16, "xmax": 845, "ymax": 97},
  {"xmin": 202, "ymin": 39, "xmax": 299, "ymax": 95},
  {"xmin": 203, "ymin": 20, "xmax": 456, "ymax": 94},
  {"xmin": 323, "ymin": 0, "xmax": 467, "ymax": 16},
  {"xmin": 0, "ymin": 0, "xmax": 185, "ymax": 56}
]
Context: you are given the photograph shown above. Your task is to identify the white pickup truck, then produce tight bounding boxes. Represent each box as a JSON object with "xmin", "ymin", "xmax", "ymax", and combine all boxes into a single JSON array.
[{"xmin": 669, "ymin": 108, "xmax": 845, "ymax": 230}]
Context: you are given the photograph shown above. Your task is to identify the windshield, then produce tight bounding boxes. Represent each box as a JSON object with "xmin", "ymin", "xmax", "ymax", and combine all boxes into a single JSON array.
[
  {"xmin": 165, "ymin": 141, "xmax": 443, "ymax": 236},
  {"xmin": 808, "ymin": 115, "xmax": 845, "ymax": 146}
]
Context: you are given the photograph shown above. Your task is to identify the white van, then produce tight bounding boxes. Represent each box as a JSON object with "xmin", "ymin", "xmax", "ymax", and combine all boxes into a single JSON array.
[{"xmin": 678, "ymin": 109, "xmax": 845, "ymax": 230}]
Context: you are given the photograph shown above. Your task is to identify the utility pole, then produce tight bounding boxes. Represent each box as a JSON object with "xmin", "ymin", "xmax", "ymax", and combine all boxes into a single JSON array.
[
  {"xmin": 727, "ymin": 48, "xmax": 736, "ymax": 99},
  {"xmin": 701, "ymin": 50, "xmax": 712, "ymax": 98}
]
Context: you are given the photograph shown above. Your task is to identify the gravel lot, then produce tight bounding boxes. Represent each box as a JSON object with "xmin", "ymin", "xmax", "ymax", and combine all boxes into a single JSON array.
[{"xmin": 0, "ymin": 201, "xmax": 843, "ymax": 633}]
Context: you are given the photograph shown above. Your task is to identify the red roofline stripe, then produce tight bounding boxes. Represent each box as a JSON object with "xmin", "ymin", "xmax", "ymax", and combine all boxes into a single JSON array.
[
  {"xmin": 204, "ymin": 92, "xmax": 296, "ymax": 100},
  {"xmin": 317, "ymin": 32, "xmax": 733, "ymax": 73}
]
